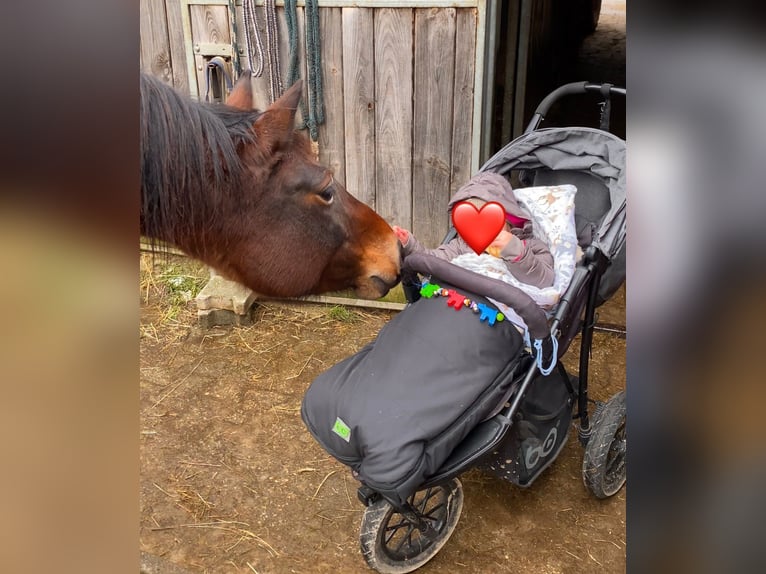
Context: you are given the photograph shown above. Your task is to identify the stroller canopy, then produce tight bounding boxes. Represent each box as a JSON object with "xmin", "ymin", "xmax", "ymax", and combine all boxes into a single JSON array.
[{"xmin": 480, "ymin": 127, "xmax": 626, "ymax": 261}]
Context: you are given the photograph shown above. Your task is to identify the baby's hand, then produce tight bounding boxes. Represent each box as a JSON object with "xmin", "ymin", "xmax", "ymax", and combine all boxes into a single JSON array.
[
  {"xmin": 486, "ymin": 246, "xmax": 502, "ymax": 258},
  {"xmin": 392, "ymin": 225, "xmax": 410, "ymax": 244},
  {"xmin": 488, "ymin": 228, "xmax": 514, "ymax": 251}
]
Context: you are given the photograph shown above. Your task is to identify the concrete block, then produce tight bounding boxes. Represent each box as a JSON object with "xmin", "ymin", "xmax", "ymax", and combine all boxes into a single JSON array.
[
  {"xmin": 197, "ymin": 307, "xmax": 254, "ymax": 329},
  {"xmin": 195, "ymin": 274, "xmax": 257, "ymax": 315}
]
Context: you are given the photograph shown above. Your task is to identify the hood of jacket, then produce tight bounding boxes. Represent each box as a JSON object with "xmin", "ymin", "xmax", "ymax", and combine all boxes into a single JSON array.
[{"xmin": 447, "ymin": 172, "xmax": 532, "ymax": 223}]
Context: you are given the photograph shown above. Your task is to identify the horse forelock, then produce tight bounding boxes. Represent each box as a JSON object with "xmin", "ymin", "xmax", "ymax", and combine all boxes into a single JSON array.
[{"xmin": 140, "ymin": 74, "xmax": 263, "ymax": 252}]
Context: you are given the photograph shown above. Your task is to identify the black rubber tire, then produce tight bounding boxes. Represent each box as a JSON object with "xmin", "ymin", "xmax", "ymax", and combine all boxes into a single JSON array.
[
  {"xmin": 582, "ymin": 390, "xmax": 626, "ymax": 499},
  {"xmin": 359, "ymin": 479, "xmax": 464, "ymax": 574}
]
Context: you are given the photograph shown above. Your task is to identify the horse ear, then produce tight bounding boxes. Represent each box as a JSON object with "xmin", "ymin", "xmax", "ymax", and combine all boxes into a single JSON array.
[
  {"xmin": 272, "ymin": 80, "xmax": 303, "ymax": 113},
  {"xmin": 226, "ymin": 74, "xmax": 254, "ymax": 110},
  {"xmin": 253, "ymin": 81, "xmax": 303, "ymax": 150}
]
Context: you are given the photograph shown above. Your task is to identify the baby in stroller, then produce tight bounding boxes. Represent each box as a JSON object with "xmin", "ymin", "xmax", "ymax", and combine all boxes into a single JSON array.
[{"xmin": 393, "ymin": 172, "xmax": 555, "ymax": 290}]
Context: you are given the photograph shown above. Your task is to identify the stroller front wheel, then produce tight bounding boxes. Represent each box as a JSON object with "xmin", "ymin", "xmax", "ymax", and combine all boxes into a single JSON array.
[
  {"xmin": 359, "ymin": 478, "xmax": 464, "ymax": 574},
  {"xmin": 582, "ymin": 390, "xmax": 626, "ymax": 498}
]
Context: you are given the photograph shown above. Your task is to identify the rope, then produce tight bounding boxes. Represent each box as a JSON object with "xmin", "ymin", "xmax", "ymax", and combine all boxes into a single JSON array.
[
  {"xmin": 226, "ymin": 0, "xmax": 241, "ymax": 78},
  {"xmin": 242, "ymin": 0, "xmax": 265, "ymax": 77},
  {"xmin": 284, "ymin": 0, "xmax": 309, "ymax": 131},
  {"xmin": 305, "ymin": 0, "xmax": 324, "ymax": 137},
  {"xmin": 284, "ymin": 0, "xmax": 324, "ymax": 141},
  {"xmin": 534, "ymin": 335, "xmax": 559, "ymax": 377},
  {"xmin": 264, "ymin": 0, "xmax": 283, "ymax": 102},
  {"xmin": 284, "ymin": 0, "xmax": 300, "ymax": 88}
]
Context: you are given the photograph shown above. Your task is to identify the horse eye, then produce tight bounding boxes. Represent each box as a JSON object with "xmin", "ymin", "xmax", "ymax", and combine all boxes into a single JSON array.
[{"xmin": 317, "ymin": 186, "xmax": 334, "ymax": 205}]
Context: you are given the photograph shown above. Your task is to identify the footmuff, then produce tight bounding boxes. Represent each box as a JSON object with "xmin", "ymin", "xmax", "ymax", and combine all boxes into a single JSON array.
[{"xmin": 301, "ymin": 282, "xmax": 524, "ymax": 506}]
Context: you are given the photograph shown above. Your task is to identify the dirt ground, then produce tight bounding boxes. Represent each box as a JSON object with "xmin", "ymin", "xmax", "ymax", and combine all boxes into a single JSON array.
[
  {"xmin": 140, "ymin": 3, "xmax": 625, "ymax": 572},
  {"xmin": 140, "ymin": 253, "xmax": 625, "ymax": 574}
]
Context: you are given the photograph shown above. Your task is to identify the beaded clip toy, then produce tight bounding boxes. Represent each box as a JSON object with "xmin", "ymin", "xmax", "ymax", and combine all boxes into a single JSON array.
[{"xmin": 419, "ymin": 280, "xmax": 505, "ymax": 326}]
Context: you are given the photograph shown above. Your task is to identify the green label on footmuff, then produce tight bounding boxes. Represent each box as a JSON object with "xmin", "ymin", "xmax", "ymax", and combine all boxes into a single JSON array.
[{"xmin": 332, "ymin": 417, "xmax": 351, "ymax": 442}]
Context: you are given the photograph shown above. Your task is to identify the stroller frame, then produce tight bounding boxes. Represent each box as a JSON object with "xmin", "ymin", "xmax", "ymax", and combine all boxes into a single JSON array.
[{"xmin": 353, "ymin": 82, "xmax": 626, "ymax": 573}]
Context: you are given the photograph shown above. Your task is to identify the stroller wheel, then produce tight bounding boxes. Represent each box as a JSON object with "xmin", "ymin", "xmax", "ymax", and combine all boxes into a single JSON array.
[
  {"xmin": 582, "ymin": 390, "xmax": 626, "ymax": 499},
  {"xmin": 359, "ymin": 478, "xmax": 463, "ymax": 574}
]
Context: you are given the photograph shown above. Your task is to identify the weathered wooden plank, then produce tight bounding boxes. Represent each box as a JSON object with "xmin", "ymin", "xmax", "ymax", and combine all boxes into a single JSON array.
[
  {"xmin": 140, "ymin": 0, "xmax": 173, "ymax": 83},
  {"xmin": 317, "ymin": 7, "xmax": 346, "ymax": 185},
  {"xmin": 190, "ymin": 4, "xmax": 232, "ymax": 101},
  {"xmin": 164, "ymin": 0, "xmax": 190, "ymax": 92},
  {"xmin": 450, "ymin": 8, "xmax": 477, "ymax": 197},
  {"xmin": 290, "ymin": 294, "xmax": 405, "ymax": 311},
  {"xmin": 374, "ymin": 8, "xmax": 413, "ymax": 229},
  {"xmin": 341, "ymin": 8, "xmax": 376, "ymax": 208},
  {"xmin": 412, "ymin": 7, "xmax": 456, "ymax": 247},
  {"xmin": 140, "ymin": 32, "xmax": 146, "ymax": 72}
]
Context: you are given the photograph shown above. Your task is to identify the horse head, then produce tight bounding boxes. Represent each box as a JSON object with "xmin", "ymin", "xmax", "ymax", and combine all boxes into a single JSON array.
[
  {"xmin": 222, "ymin": 76, "xmax": 401, "ymax": 299},
  {"xmin": 140, "ymin": 72, "xmax": 401, "ymax": 300}
]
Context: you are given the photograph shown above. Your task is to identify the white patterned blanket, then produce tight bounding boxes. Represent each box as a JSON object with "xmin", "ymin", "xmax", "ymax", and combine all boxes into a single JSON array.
[{"xmin": 451, "ymin": 184, "xmax": 578, "ymax": 332}]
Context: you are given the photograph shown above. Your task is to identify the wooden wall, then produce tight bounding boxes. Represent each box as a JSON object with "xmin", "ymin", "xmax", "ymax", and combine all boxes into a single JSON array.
[{"xmin": 140, "ymin": 1, "xmax": 484, "ymax": 248}]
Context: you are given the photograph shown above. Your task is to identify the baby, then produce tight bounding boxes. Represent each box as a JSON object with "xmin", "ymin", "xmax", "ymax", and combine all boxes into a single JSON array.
[{"xmin": 393, "ymin": 172, "xmax": 554, "ymax": 289}]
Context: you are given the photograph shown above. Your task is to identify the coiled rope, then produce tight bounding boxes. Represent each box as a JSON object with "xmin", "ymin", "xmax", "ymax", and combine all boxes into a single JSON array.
[
  {"xmin": 226, "ymin": 0, "xmax": 241, "ymax": 78},
  {"xmin": 534, "ymin": 335, "xmax": 559, "ymax": 377},
  {"xmin": 242, "ymin": 0, "xmax": 265, "ymax": 78},
  {"xmin": 240, "ymin": 0, "xmax": 324, "ymax": 140},
  {"xmin": 241, "ymin": 0, "xmax": 280, "ymax": 101},
  {"xmin": 285, "ymin": 0, "xmax": 324, "ymax": 141},
  {"xmin": 264, "ymin": 0, "xmax": 283, "ymax": 102}
]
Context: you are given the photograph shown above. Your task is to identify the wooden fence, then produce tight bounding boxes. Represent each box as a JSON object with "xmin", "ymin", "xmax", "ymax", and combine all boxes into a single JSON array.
[
  {"xmin": 139, "ymin": 0, "xmax": 576, "ymax": 249},
  {"xmin": 140, "ymin": 0, "xmax": 498, "ymax": 248}
]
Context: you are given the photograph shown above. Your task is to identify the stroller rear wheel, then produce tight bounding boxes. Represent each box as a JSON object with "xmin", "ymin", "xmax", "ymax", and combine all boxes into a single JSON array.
[
  {"xmin": 582, "ymin": 390, "xmax": 626, "ymax": 498},
  {"xmin": 359, "ymin": 478, "xmax": 463, "ymax": 574}
]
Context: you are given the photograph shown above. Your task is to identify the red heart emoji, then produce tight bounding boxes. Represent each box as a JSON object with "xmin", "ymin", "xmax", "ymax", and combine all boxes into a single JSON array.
[{"xmin": 452, "ymin": 201, "xmax": 507, "ymax": 254}]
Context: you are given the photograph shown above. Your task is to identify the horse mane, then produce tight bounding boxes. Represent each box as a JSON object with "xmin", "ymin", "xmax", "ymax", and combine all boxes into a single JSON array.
[{"xmin": 140, "ymin": 73, "xmax": 263, "ymax": 252}]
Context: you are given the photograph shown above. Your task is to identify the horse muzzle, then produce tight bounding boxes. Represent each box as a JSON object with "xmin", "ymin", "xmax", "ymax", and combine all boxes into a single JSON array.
[
  {"xmin": 350, "ymin": 226, "xmax": 403, "ymax": 299},
  {"xmin": 355, "ymin": 272, "xmax": 400, "ymax": 299}
]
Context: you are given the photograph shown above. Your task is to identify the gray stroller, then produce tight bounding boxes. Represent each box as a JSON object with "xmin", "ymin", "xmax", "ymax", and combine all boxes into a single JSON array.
[{"xmin": 302, "ymin": 82, "xmax": 626, "ymax": 573}]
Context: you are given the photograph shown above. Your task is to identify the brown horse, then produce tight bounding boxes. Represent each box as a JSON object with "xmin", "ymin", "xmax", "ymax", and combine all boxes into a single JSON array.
[{"xmin": 140, "ymin": 73, "xmax": 401, "ymax": 298}]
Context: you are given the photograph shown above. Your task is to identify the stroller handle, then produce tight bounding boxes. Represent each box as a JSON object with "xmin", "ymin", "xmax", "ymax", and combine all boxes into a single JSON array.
[{"xmin": 525, "ymin": 81, "xmax": 626, "ymax": 133}]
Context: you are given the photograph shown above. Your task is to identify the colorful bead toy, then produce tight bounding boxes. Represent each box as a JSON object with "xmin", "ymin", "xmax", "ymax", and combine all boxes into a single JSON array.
[
  {"xmin": 477, "ymin": 303, "xmax": 504, "ymax": 326},
  {"xmin": 420, "ymin": 283, "xmax": 440, "ymax": 298},
  {"xmin": 446, "ymin": 290, "xmax": 465, "ymax": 310},
  {"xmin": 419, "ymin": 280, "xmax": 504, "ymax": 326}
]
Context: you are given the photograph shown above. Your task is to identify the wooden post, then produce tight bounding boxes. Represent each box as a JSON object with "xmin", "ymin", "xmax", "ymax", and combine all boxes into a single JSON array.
[
  {"xmin": 374, "ymin": 8, "xmax": 413, "ymax": 228},
  {"xmin": 412, "ymin": 7, "xmax": 457, "ymax": 247}
]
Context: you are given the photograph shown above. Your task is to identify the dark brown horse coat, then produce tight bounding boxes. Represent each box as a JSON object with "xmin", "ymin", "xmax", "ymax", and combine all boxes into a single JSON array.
[{"xmin": 140, "ymin": 73, "xmax": 401, "ymax": 299}]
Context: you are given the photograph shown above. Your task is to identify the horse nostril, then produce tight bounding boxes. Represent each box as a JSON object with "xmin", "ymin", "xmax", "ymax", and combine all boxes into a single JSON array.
[
  {"xmin": 370, "ymin": 274, "xmax": 396, "ymax": 292},
  {"xmin": 371, "ymin": 275, "xmax": 385, "ymax": 289}
]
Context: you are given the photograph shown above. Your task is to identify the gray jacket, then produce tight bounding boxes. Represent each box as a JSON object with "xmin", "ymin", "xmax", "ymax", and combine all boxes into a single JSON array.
[{"xmin": 402, "ymin": 173, "xmax": 555, "ymax": 288}]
